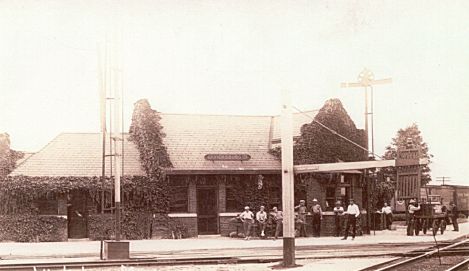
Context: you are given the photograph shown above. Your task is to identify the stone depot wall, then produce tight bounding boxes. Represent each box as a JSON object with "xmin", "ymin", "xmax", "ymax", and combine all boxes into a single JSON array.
[{"xmin": 219, "ymin": 214, "xmax": 239, "ymax": 236}]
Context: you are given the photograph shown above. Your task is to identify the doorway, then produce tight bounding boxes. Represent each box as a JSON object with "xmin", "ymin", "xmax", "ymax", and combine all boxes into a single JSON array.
[
  {"xmin": 197, "ymin": 188, "xmax": 218, "ymax": 234},
  {"xmin": 67, "ymin": 191, "xmax": 88, "ymax": 238}
]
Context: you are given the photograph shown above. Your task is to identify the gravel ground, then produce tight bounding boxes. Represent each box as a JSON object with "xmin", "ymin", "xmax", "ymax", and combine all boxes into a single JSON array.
[
  {"xmin": 386, "ymin": 256, "xmax": 469, "ymax": 271},
  {"xmin": 56, "ymin": 257, "xmax": 397, "ymax": 271}
]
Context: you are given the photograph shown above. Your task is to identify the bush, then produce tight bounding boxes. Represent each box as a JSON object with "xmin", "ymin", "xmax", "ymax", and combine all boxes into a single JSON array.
[
  {"xmin": 0, "ymin": 215, "xmax": 67, "ymax": 242},
  {"xmin": 88, "ymin": 212, "xmax": 188, "ymax": 240},
  {"xmin": 88, "ymin": 214, "xmax": 115, "ymax": 240}
]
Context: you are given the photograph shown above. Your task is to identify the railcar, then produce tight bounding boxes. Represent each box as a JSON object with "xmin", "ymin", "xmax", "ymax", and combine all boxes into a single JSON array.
[
  {"xmin": 415, "ymin": 195, "xmax": 448, "ymax": 236},
  {"xmin": 420, "ymin": 185, "xmax": 469, "ymax": 216}
]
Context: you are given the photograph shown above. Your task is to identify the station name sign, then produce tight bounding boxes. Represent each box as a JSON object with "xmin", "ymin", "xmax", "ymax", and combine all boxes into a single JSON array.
[{"xmin": 204, "ymin": 153, "xmax": 251, "ymax": 161}]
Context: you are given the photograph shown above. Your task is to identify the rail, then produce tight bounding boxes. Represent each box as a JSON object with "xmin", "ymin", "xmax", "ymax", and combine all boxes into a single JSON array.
[{"xmin": 363, "ymin": 239, "xmax": 469, "ymax": 271}]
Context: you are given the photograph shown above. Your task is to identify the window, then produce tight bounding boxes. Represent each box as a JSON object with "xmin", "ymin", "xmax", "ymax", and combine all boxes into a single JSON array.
[
  {"xmin": 97, "ymin": 191, "xmax": 114, "ymax": 214},
  {"xmin": 325, "ymin": 186, "xmax": 336, "ymax": 211},
  {"xmin": 169, "ymin": 181, "xmax": 188, "ymax": 213},
  {"xmin": 37, "ymin": 195, "xmax": 58, "ymax": 215},
  {"xmin": 268, "ymin": 184, "xmax": 282, "ymax": 210},
  {"xmin": 226, "ymin": 186, "xmax": 243, "ymax": 212},
  {"xmin": 294, "ymin": 179, "xmax": 307, "ymax": 205}
]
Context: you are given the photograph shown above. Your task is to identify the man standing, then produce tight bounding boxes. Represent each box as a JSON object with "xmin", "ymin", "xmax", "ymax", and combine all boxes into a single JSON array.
[
  {"xmin": 450, "ymin": 201, "xmax": 459, "ymax": 231},
  {"xmin": 271, "ymin": 206, "xmax": 283, "ymax": 240},
  {"xmin": 378, "ymin": 202, "xmax": 393, "ymax": 230},
  {"xmin": 342, "ymin": 199, "xmax": 360, "ymax": 240},
  {"xmin": 294, "ymin": 200, "xmax": 308, "ymax": 237},
  {"xmin": 239, "ymin": 206, "xmax": 254, "ymax": 240},
  {"xmin": 311, "ymin": 199, "xmax": 323, "ymax": 237},
  {"xmin": 407, "ymin": 199, "xmax": 420, "ymax": 236},
  {"xmin": 333, "ymin": 201, "xmax": 344, "ymax": 237},
  {"xmin": 256, "ymin": 205, "xmax": 268, "ymax": 237}
]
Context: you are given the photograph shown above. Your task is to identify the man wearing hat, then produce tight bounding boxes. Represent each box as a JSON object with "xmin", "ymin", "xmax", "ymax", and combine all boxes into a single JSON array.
[
  {"xmin": 377, "ymin": 202, "xmax": 393, "ymax": 230},
  {"xmin": 342, "ymin": 198, "xmax": 360, "ymax": 240},
  {"xmin": 256, "ymin": 206, "xmax": 268, "ymax": 237},
  {"xmin": 311, "ymin": 198, "xmax": 323, "ymax": 237},
  {"xmin": 294, "ymin": 200, "xmax": 308, "ymax": 237},
  {"xmin": 239, "ymin": 206, "xmax": 254, "ymax": 240},
  {"xmin": 270, "ymin": 206, "xmax": 283, "ymax": 239},
  {"xmin": 450, "ymin": 201, "xmax": 459, "ymax": 231},
  {"xmin": 407, "ymin": 199, "xmax": 420, "ymax": 236},
  {"xmin": 333, "ymin": 200, "xmax": 344, "ymax": 237}
]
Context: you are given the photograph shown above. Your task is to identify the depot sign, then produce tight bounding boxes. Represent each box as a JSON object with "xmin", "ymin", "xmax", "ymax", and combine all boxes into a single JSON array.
[{"xmin": 204, "ymin": 153, "xmax": 251, "ymax": 161}]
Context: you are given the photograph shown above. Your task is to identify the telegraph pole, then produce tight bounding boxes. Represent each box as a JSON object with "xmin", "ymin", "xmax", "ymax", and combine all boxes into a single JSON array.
[
  {"xmin": 436, "ymin": 176, "xmax": 451, "ymax": 186},
  {"xmin": 281, "ymin": 90, "xmax": 295, "ymax": 267}
]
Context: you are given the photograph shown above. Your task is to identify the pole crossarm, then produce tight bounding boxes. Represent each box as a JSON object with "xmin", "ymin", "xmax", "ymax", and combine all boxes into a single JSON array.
[
  {"xmin": 340, "ymin": 78, "xmax": 392, "ymax": 88},
  {"xmin": 293, "ymin": 158, "xmax": 429, "ymax": 174}
]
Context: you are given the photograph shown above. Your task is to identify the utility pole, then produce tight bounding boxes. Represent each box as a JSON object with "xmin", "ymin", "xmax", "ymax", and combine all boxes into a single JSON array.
[
  {"xmin": 281, "ymin": 90, "xmax": 295, "ymax": 267},
  {"xmin": 436, "ymin": 176, "xmax": 451, "ymax": 186}
]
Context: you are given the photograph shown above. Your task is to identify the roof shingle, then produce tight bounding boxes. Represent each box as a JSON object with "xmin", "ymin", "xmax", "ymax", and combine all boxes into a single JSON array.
[{"xmin": 11, "ymin": 111, "xmax": 315, "ymax": 177}]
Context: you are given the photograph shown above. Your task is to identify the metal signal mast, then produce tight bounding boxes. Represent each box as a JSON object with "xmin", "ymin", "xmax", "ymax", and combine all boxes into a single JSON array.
[
  {"xmin": 341, "ymin": 69, "xmax": 392, "ymax": 157},
  {"xmin": 99, "ymin": 32, "xmax": 124, "ymax": 240}
]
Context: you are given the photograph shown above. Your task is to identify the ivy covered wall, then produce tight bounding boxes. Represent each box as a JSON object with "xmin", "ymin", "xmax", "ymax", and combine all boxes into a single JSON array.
[
  {"xmin": 129, "ymin": 99, "xmax": 173, "ymax": 213},
  {"xmin": 270, "ymin": 98, "xmax": 367, "ymax": 164}
]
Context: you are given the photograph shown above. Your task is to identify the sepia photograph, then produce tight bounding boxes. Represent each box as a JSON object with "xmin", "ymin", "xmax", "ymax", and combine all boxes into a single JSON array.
[{"xmin": 0, "ymin": 1, "xmax": 468, "ymax": 270}]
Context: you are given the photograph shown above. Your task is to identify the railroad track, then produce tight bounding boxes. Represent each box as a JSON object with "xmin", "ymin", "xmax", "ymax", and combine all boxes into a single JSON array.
[
  {"xmin": 0, "ymin": 240, "xmax": 467, "ymax": 271},
  {"xmin": 360, "ymin": 238, "xmax": 469, "ymax": 271}
]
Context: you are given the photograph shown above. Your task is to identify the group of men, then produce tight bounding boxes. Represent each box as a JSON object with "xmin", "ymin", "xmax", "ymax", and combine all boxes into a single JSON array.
[
  {"xmin": 334, "ymin": 199, "xmax": 361, "ymax": 240},
  {"xmin": 407, "ymin": 199, "xmax": 459, "ymax": 236},
  {"xmin": 238, "ymin": 205, "xmax": 283, "ymax": 240},
  {"xmin": 238, "ymin": 198, "xmax": 361, "ymax": 240}
]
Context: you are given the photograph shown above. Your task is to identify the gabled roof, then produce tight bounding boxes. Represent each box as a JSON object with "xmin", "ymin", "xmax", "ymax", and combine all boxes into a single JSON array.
[
  {"xmin": 271, "ymin": 110, "xmax": 318, "ymax": 144},
  {"xmin": 15, "ymin": 152, "xmax": 35, "ymax": 167},
  {"xmin": 10, "ymin": 111, "xmax": 315, "ymax": 177},
  {"xmin": 10, "ymin": 133, "xmax": 142, "ymax": 177}
]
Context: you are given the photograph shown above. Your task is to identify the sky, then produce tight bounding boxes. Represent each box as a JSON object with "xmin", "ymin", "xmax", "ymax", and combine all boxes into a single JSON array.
[{"xmin": 0, "ymin": 1, "xmax": 468, "ymax": 185}]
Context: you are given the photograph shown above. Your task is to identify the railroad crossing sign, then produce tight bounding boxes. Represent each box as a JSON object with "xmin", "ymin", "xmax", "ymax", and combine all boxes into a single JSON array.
[{"xmin": 395, "ymin": 147, "xmax": 421, "ymax": 200}]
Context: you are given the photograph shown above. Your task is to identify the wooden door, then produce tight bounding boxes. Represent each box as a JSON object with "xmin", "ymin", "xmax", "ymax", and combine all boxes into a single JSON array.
[
  {"xmin": 67, "ymin": 191, "xmax": 88, "ymax": 238},
  {"xmin": 197, "ymin": 188, "xmax": 218, "ymax": 234}
]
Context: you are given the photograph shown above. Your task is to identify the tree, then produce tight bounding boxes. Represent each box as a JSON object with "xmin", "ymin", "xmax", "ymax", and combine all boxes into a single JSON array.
[
  {"xmin": 293, "ymin": 99, "xmax": 367, "ymax": 164},
  {"xmin": 383, "ymin": 123, "xmax": 433, "ymax": 185},
  {"xmin": 0, "ymin": 133, "xmax": 24, "ymax": 177}
]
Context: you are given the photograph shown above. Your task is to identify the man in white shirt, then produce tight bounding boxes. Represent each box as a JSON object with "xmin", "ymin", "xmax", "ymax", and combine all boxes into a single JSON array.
[
  {"xmin": 256, "ymin": 206, "xmax": 268, "ymax": 237},
  {"xmin": 239, "ymin": 206, "xmax": 254, "ymax": 240},
  {"xmin": 333, "ymin": 201, "xmax": 344, "ymax": 237},
  {"xmin": 377, "ymin": 202, "xmax": 393, "ymax": 230},
  {"xmin": 341, "ymin": 199, "xmax": 360, "ymax": 240}
]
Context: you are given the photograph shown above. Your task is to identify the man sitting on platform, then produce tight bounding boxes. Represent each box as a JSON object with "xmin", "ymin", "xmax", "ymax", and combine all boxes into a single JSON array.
[
  {"xmin": 256, "ymin": 205, "xmax": 268, "ymax": 237},
  {"xmin": 270, "ymin": 206, "xmax": 283, "ymax": 240},
  {"xmin": 239, "ymin": 206, "xmax": 254, "ymax": 240}
]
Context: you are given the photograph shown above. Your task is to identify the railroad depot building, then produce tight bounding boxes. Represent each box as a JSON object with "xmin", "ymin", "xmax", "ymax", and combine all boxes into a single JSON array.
[{"xmin": 9, "ymin": 103, "xmax": 367, "ymax": 240}]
